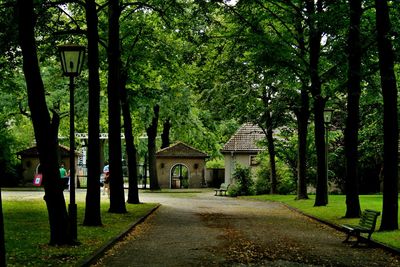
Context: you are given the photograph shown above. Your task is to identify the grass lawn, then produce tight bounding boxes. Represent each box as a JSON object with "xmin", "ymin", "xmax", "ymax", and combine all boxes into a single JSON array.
[
  {"xmin": 3, "ymin": 198, "xmax": 158, "ymax": 266},
  {"xmin": 245, "ymin": 194, "xmax": 400, "ymax": 249}
]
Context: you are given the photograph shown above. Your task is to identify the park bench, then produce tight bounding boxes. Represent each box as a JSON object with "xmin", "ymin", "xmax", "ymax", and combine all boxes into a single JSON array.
[
  {"xmin": 342, "ymin": 209, "xmax": 381, "ymax": 246},
  {"xmin": 214, "ymin": 183, "xmax": 230, "ymax": 196}
]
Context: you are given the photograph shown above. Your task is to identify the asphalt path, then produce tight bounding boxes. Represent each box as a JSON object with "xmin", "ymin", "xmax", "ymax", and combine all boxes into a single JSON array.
[{"xmin": 91, "ymin": 190, "xmax": 400, "ymax": 267}]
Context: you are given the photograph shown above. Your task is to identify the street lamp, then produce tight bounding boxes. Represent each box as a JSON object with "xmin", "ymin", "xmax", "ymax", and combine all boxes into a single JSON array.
[
  {"xmin": 323, "ymin": 108, "xmax": 333, "ymax": 204},
  {"xmin": 58, "ymin": 44, "xmax": 85, "ymax": 242}
]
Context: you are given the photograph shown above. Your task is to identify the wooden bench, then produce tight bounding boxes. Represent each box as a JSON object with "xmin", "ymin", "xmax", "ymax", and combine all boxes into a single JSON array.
[
  {"xmin": 342, "ymin": 209, "xmax": 381, "ymax": 246},
  {"xmin": 214, "ymin": 183, "xmax": 230, "ymax": 196}
]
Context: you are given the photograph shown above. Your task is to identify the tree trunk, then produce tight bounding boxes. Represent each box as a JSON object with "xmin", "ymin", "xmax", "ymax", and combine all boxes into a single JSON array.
[
  {"xmin": 294, "ymin": 11, "xmax": 309, "ymax": 200},
  {"xmin": 0, "ymin": 188, "xmax": 5, "ymax": 266},
  {"xmin": 305, "ymin": 0, "xmax": 327, "ymax": 206},
  {"xmin": 296, "ymin": 89, "xmax": 310, "ymax": 200},
  {"xmin": 161, "ymin": 118, "xmax": 171, "ymax": 149},
  {"xmin": 120, "ymin": 71, "xmax": 140, "ymax": 204},
  {"xmin": 265, "ymin": 112, "xmax": 277, "ymax": 194},
  {"xmin": 261, "ymin": 89, "xmax": 277, "ymax": 194},
  {"xmin": 344, "ymin": 0, "xmax": 362, "ymax": 218},
  {"xmin": 313, "ymin": 96, "xmax": 327, "ymax": 206},
  {"xmin": 17, "ymin": 0, "xmax": 71, "ymax": 245},
  {"xmin": 107, "ymin": 0, "xmax": 126, "ymax": 213},
  {"xmin": 83, "ymin": 0, "xmax": 102, "ymax": 226},
  {"xmin": 147, "ymin": 105, "xmax": 160, "ymax": 190},
  {"xmin": 375, "ymin": 0, "xmax": 399, "ymax": 231},
  {"xmin": 143, "ymin": 154, "xmax": 148, "ymax": 189}
]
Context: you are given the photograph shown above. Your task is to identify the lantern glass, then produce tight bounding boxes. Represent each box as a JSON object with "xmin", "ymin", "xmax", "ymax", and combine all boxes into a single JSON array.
[
  {"xmin": 58, "ymin": 44, "xmax": 85, "ymax": 76},
  {"xmin": 323, "ymin": 108, "xmax": 334, "ymax": 124}
]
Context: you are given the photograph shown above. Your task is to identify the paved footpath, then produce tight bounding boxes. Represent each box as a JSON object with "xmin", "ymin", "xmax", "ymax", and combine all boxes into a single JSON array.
[{"xmin": 92, "ymin": 191, "xmax": 400, "ymax": 267}]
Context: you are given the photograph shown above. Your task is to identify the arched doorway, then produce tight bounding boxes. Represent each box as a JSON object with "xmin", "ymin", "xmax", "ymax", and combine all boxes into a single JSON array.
[{"xmin": 170, "ymin": 164, "xmax": 189, "ymax": 189}]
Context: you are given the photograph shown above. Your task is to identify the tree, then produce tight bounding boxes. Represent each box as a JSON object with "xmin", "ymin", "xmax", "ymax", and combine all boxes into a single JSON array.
[
  {"xmin": 344, "ymin": 0, "xmax": 362, "ymax": 218},
  {"xmin": 161, "ymin": 118, "xmax": 171, "ymax": 149},
  {"xmin": 0, "ymin": 187, "xmax": 5, "ymax": 266},
  {"xmin": 120, "ymin": 69, "xmax": 140, "ymax": 204},
  {"xmin": 305, "ymin": 0, "xmax": 328, "ymax": 207},
  {"xmin": 375, "ymin": 0, "xmax": 398, "ymax": 231},
  {"xmin": 17, "ymin": 0, "xmax": 72, "ymax": 245},
  {"xmin": 83, "ymin": 0, "xmax": 103, "ymax": 226},
  {"xmin": 107, "ymin": 0, "xmax": 126, "ymax": 213},
  {"xmin": 147, "ymin": 104, "xmax": 160, "ymax": 190}
]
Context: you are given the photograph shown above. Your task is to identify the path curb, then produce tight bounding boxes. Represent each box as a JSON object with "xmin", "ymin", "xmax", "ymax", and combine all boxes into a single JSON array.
[
  {"xmin": 280, "ymin": 202, "xmax": 400, "ymax": 256},
  {"xmin": 77, "ymin": 204, "xmax": 161, "ymax": 267}
]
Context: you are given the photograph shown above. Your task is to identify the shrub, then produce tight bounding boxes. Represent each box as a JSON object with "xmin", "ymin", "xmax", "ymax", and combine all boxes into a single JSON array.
[
  {"xmin": 227, "ymin": 183, "xmax": 241, "ymax": 197},
  {"xmin": 230, "ymin": 164, "xmax": 255, "ymax": 196},
  {"xmin": 254, "ymin": 153, "xmax": 296, "ymax": 195},
  {"xmin": 255, "ymin": 169, "xmax": 270, "ymax": 195}
]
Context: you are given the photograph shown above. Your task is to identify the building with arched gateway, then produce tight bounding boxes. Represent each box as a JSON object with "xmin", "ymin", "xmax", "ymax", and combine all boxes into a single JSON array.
[{"xmin": 155, "ymin": 142, "xmax": 208, "ymax": 189}]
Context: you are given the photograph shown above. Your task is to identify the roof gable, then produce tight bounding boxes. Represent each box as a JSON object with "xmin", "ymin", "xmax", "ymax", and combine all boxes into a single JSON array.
[
  {"xmin": 221, "ymin": 123, "xmax": 265, "ymax": 153},
  {"xmin": 156, "ymin": 142, "xmax": 208, "ymax": 158}
]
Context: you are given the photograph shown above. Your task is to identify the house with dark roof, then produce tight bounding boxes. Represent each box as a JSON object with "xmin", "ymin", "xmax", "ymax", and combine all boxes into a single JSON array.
[
  {"xmin": 221, "ymin": 123, "xmax": 265, "ymax": 184},
  {"xmin": 156, "ymin": 142, "xmax": 208, "ymax": 188}
]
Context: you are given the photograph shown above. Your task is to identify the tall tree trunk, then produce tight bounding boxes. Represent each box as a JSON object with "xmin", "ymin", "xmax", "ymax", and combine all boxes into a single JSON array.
[
  {"xmin": 161, "ymin": 118, "xmax": 171, "ymax": 149},
  {"xmin": 0, "ymin": 188, "xmax": 5, "ymax": 266},
  {"xmin": 120, "ymin": 71, "xmax": 140, "ymax": 204},
  {"xmin": 83, "ymin": 0, "xmax": 102, "ymax": 226},
  {"xmin": 107, "ymin": 0, "xmax": 126, "ymax": 213},
  {"xmin": 344, "ymin": 0, "xmax": 362, "ymax": 218},
  {"xmin": 143, "ymin": 153, "xmax": 148, "ymax": 189},
  {"xmin": 261, "ymin": 89, "xmax": 277, "ymax": 194},
  {"xmin": 147, "ymin": 105, "xmax": 160, "ymax": 190},
  {"xmin": 296, "ymin": 89, "xmax": 310, "ymax": 200},
  {"xmin": 305, "ymin": 0, "xmax": 327, "ymax": 206},
  {"xmin": 375, "ymin": 0, "xmax": 399, "ymax": 231},
  {"xmin": 17, "ymin": 0, "xmax": 71, "ymax": 245},
  {"xmin": 265, "ymin": 112, "xmax": 277, "ymax": 194},
  {"xmin": 313, "ymin": 97, "xmax": 327, "ymax": 206},
  {"xmin": 294, "ymin": 11, "xmax": 310, "ymax": 200}
]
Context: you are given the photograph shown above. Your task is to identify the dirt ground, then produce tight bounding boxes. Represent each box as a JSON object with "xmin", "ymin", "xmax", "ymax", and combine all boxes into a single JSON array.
[{"xmin": 92, "ymin": 191, "xmax": 400, "ymax": 267}]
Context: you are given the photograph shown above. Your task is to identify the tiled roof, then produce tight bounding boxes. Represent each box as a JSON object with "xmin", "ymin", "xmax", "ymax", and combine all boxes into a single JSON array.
[
  {"xmin": 221, "ymin": 123, "xmax": 265, "ymax": 153},
  {"xmin": 156, "ymin": 142, "xmax": 208, "ymax": 158},
  {"xmin": 16, "ymin": 144, "xmax": 80, "ymax": 157}
]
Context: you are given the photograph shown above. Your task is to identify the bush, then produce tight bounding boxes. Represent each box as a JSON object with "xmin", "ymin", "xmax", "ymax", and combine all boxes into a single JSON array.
[
  {"xmin": 255, "ymin": 168, "xmax": 270, "ymax": 195},
  {"xmin": 277, "ymin": 174, "xmax": 296, "ymax": 195},
  {"xmin": 254, "ymin": 153, "xmax": 296, "ymax": 195},
  {"xmin": 227, "ymin": 183, "xmax": 241, "ymax": 197},
  {"xmin": 229, "ymin": 164, "xmax": 255, "ymax": 196}
]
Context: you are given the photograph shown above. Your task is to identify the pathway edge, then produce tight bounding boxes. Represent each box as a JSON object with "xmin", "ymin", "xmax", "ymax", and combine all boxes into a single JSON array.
[{"xmin": 77, "ymin": 203, "xmax": 161, "ymax": 267}]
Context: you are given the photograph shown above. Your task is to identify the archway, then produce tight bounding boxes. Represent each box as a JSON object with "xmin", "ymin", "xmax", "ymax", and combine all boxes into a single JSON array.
[{"xmin": 170, "ymin": 164, "xmax": 190, "ymax": 189}]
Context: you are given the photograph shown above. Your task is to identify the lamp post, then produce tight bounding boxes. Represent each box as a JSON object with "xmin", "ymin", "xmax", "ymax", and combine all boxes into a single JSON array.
[
  {"xmin": 58, "ymin": 44, "xmax": 85, "ymax": 242},
  {"xmin": 323, "ymin": 108, "xmax": 333, "ymax": 204}
]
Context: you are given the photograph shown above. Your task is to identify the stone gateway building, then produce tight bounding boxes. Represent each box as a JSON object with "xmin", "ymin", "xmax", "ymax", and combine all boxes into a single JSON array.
[
  {"xmin": 17, "ymin": 144, "xmax": 80, "ymax": 185},
  {"xmin": 155, "ymin": 142, "xmax": 208, "ymax": 189}
]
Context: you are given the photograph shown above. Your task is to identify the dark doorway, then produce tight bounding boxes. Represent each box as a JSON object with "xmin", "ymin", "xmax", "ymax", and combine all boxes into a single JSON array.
[{"xmin": 170, "ymin": 164, "xmax": 189, "ymax": 189}]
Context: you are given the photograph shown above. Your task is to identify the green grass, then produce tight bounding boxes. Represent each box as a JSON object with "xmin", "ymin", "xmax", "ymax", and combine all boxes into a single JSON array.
[
  {"xmin": 245, "ymin": 194, "xmax": 400, "ymax": 249},
  {"xmin": 3, "ymin": 199, "xmax": 158, "ymax": 266}
]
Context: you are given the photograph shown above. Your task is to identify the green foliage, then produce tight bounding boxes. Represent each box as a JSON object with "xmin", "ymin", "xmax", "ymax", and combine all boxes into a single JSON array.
[
  {"xmin": 229, "ymin": 164, "xmax": 255, "ymax": 196},
  {"xmin": 254, "ymin": 172, "xmax": 269, "ymax": 195},
  {"xmin": 0, "ymin": 119, "xmax": 20, "ymax": 186},
  {"xmin": 255, "ymin": 153, "xmax": 296, "ymax": 195},
  {"xmin": 205, "ymin": 158, "xmax": 224, "ymax": 169}
]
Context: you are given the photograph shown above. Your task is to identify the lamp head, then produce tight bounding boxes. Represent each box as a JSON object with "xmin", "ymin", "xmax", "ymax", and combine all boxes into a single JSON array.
[
  {"xmin": 323, "ymin": 108, "xmax": 334, "ymax": 124},
  {"xmin": 58, "ymin": 44, "xmax": 85, "ymax": 77}
]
